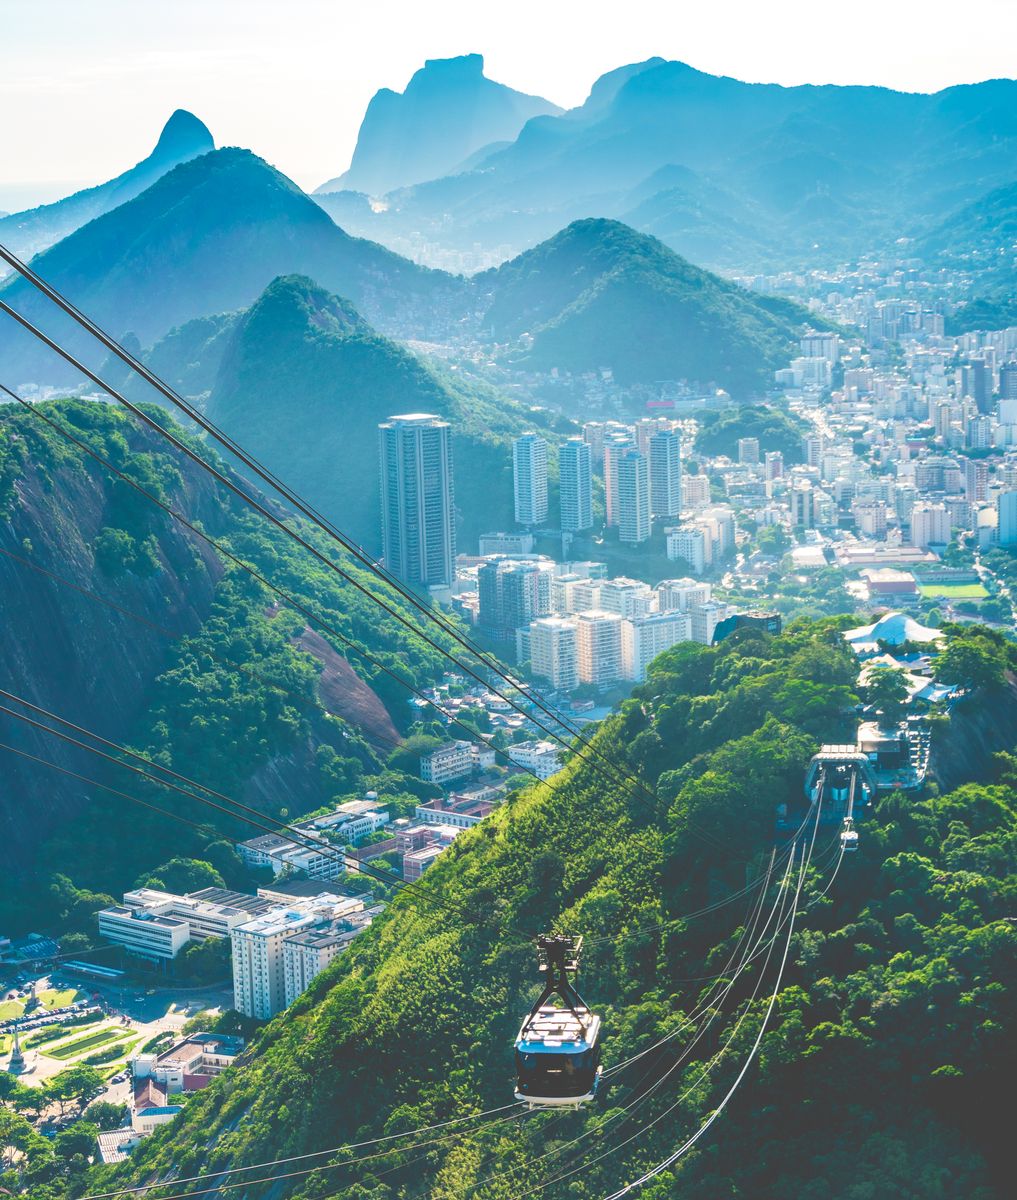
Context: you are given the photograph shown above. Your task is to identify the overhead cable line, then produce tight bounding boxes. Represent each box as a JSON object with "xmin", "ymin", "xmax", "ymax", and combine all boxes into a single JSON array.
[
  {"xmin": 596, "ymin": 844, "xmax": 806, "ymax": 1199},
  {"xmin": 0, "ymin": 262, "xmax": 724, "ymax": 854},
  {"xmin": 72, "ymin": 1103, "xmax": 531, "ymax": 1200},
  {"xmin": 0, "ymin": 381, "xmax": 584, "ymax": 817},
  {"xmin": 0, "ymin": 695, "xmax": 457, "ymax": 915}
]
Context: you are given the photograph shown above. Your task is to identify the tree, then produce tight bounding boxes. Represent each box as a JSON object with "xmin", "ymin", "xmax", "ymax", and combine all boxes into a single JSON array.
[
  {"xmin": 54, "ymin": 1120, "xmax": 98, "ymax": 1161},
  {"xmin": 46, "ymin": 1065, "xmax": 103, "ymax": 1117},
  {"xmin": 936, "ymin": 638, "xmax": 1006, "ymax": 691},
  {"xmin": 84, "ymin": 1099, "xmax": 128, "ymax": 1130},
  {"xmin": 0, "ymin": 1106, "xmax": 46, "ymax": 1170},
  {"xmin": 863, "ymin": 664, "xmax": 910, "ymax": 724},
  {"xmin": 387, "ymin": 734, "xmax": 442, "ymax": 774},
  {"xmin": 136, "ymin": 856, "xmax": 225, "ymax": 894}
]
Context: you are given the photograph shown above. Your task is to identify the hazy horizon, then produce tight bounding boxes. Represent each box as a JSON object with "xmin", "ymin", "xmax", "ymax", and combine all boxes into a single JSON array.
[{"xmin": 2, "ymin": 0, "xmax": 1016, "ymax": 213}]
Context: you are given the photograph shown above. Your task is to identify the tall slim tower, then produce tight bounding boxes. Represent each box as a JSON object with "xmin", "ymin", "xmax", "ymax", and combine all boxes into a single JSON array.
[
  {"xmin": 616, "ymin": 449, "xmax": 651, "ymax": 545},
  {"xmin": 379, "ymin": 413, "xmax": 456, "ymax": 590},
  {"xmin": 603, "ymin": 434, "xmax": 635, "ymax": 527},
  {"xmin": 648, "ymin": 429, "xmax": 682, "ymax": 520},
  {"xmin": 513, "ymin": 432, "xmax": 549, "ymax": 526},
  {"xmin": 559, "ymin": 437, "xmax": 593, "ymax": 532}
]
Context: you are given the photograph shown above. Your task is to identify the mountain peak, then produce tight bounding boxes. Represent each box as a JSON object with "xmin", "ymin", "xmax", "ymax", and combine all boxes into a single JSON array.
[
  {"xmin": 315, "ymin": 56, "xmax": 562, "ymax": 196},
  {"xmin": 151, "ymin": 109, "xmax": 214, "ymax": 160},
  {"xmin": 419, "ymin": 53, "xmax": 485, "ymax": 78}
]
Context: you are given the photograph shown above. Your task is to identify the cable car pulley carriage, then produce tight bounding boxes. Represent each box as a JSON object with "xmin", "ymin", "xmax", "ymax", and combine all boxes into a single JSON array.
[{"xmin": 514, "ymin": 934, "xmax": 602, "ymax": 1107}]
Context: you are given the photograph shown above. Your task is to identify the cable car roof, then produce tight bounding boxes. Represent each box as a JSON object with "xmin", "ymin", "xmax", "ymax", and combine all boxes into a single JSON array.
[{"xmin": 516, "ymin": 1006, "xmax": 601, "ymax": 1052}]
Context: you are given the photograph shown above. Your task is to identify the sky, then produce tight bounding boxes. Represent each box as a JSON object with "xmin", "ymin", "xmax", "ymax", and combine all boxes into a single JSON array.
[{"xmin": 2, "ymin": 0, "xmax": 1015, "ymax": 211}]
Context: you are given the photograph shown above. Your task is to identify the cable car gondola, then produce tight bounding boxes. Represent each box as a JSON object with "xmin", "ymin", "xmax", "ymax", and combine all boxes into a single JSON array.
[
  {"xmin": 840, "ymin": 816, "xmax": 859, "ymax": 853},
  {"xmin": 514, "ymin": 934, "xmax": 602, "ymax": 1107}
]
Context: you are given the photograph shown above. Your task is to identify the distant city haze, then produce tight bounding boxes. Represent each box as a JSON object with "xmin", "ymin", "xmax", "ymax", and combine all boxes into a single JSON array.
[{"xmin": 2, "ymin": 0, "xmax": 1015, "ymax": 210}]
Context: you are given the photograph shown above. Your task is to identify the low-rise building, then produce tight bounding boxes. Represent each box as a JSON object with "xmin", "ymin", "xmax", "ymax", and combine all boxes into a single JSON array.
[
  {"xmin": 507, "ymin": 740, "xmax": 563, "ymax": 779},
  {"xmin": 97, "ymin": 888, "xmax": 280, "ymax": 962},
  {"xmin": 420, "ymin": 740, "xmax": 476, "ymax": 786}
]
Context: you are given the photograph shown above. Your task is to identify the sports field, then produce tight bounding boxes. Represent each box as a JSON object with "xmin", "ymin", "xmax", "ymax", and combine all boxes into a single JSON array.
[{"xmin": 917, "ymin": 583, "xmax": 988, "ymax": 599}]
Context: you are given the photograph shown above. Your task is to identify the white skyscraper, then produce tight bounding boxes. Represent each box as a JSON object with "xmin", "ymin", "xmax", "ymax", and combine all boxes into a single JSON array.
[
  {"xmin": 603, "ymin": 435, "xmax": 635, "ymax": 527},
  {"xmin": 513, "ymin": 432, "xmax": 549, "ymax": 526},
  {"xmin": 559, "ymin": 437, "xmax": 593, "ymax": 532},
  {"xmin": 575, "ymin": 611, "xmax": 623, "ymax": 687},
  {"xmin": 378, "ymin": 414, "xmax": 455, "ymax": 590},
  {"xmin": 621, "ymin": 612, "xmax": 692, "ymax": 682},
  {"xmin": 910, "ymin": 501, "xmax": 951, "ymax": 549},
  {"xmin": 998, "ymin": 491, "xmax": 1017, "ymax": 546},
  {"xmin": 649, "ymin": 429, "xmax": 682, "ymax": 520},
  {"xmin": 616, "ymin": 450, "xmax": 651, "ymax": 545},
  {"xmin": 529, "ymin": 616, "xmax": 579, "ymax": 691}
]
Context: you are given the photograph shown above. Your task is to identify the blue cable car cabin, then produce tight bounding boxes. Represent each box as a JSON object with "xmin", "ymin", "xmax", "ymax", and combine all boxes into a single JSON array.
[
  {"xmin": 514, "ymin": 1007, "xmax": 602, "ymax": 1106},
  {"xmin": 514, "ymin": 934, "xmax": 603, "ymax": 1107}
]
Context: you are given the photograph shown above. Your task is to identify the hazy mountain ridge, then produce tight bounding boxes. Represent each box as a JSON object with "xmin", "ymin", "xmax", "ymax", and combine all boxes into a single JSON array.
[
  {"xmin": 314, "ymin": 60, "xmax": 1017, "ymax": 271},
  {"xmin": 0, "ymin": 147, "xmax": 460, "ymax": 387},
  {"xmin": 0, "ymin": 110, "xmax": 214, "ymax": 265},
  {"xmin": 315, "ymin": 53, "xmax": 562, "ymax": 195}
]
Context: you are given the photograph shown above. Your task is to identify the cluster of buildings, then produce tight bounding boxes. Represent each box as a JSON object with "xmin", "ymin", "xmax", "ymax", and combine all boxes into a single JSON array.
[
  {"xmin": 235, "ymin": 798, "xmax": 391, "ymax": 881},
  {"xmin": 453, "ymin": 560, "xmax": 768, "ymax": 686},
  {"xmin": 96, "ymin": 880, "xmax": 381, "ymax": 1019}
]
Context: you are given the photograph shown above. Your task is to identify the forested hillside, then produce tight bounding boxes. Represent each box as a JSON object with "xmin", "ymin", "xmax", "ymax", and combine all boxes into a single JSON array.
[
  {"xmin": 207, "ymin": 274, "xmax": 545, "ymax": 548},
  {"xmin": 72, "ymin": 620, "xmax": 1016, "ymax": 1200},
  {"xmin": 0, "ymin": 397, "xmax": 463, "ymax": 935},
  {"xmin": 477, "ymin": 219, "xmax": 817, "ymax": 392}
]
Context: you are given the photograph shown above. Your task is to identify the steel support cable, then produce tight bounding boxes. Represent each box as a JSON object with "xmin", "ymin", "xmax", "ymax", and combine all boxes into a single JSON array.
[
  {"xmin": 0, "ymin": 242, "xmax": 659, "ymax": 792},
  {"xmin": 604, "ymin": 840, "xmax": 786, "ymax": 1084},
  {"xmin": 574, "ymin": 823, "xmax": 828, "ymax": 1081},
  {"xmin": 435, "ymin": 846, "xmax": 793, "ymax": 1200},
  {"xmin": 0, "ymin": 698, "xmax": 453, "ymax": 914},
  {"xmin": 0, "ymin": 381, "xmax": 769, "ymax": 939},
  {"xmin": 75, "ymin": 1106, "xmax": 537, "ymax": 1200},
  {"xmin": 810, "ymin": 843, "xmax": 845, "ymax": 905},
  {"xmin": 597, "ymin": 843, "xmax": 807, "ymax": 1199},
  {"xmin": 0, "ymin": 380, "xmax": 579, "ymax": 829},
  {"xmin": 582, "ymin": 802, "xmax": 819, "ymax": 951},
  {"xmin": 73, "ymin": 1105, "xmax": 532, "ymax": 1200},
  {"xmin": 0, "ymin": 302, "xmax": 709, "ymax": 859},
  {"xmin": 0, "ymin": 740, "xmax": 224, "ymax": 840},
  {"xmin": 0, "ymin": 685, "xmax": 443, "ymax": 903},
  {"xmin": 457, "ymin": 848, "xmax": 803, "ymax": 1200}
]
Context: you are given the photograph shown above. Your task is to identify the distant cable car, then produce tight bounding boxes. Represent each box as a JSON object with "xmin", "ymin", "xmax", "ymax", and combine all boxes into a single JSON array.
[
  {"xmin": 514, "ymin": 935, "xmax": 602, "ymax": 1107},
  {"xmin": 841, "ymin": 817, "xmax": 859, "ymax": 853}
]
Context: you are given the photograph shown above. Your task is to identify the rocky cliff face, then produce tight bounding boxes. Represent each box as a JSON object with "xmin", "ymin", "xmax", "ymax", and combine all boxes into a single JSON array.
[
  {"xmin": 0, "ymin": 419, "xmax": 225, "ymax": 864},
  {"xmin": 929, "ymin": 674, "xmax": 1017, "ymax": 793},
  {"xmin": 0, "ymin": 400, "xmax": 402, "ymax": 885}
]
